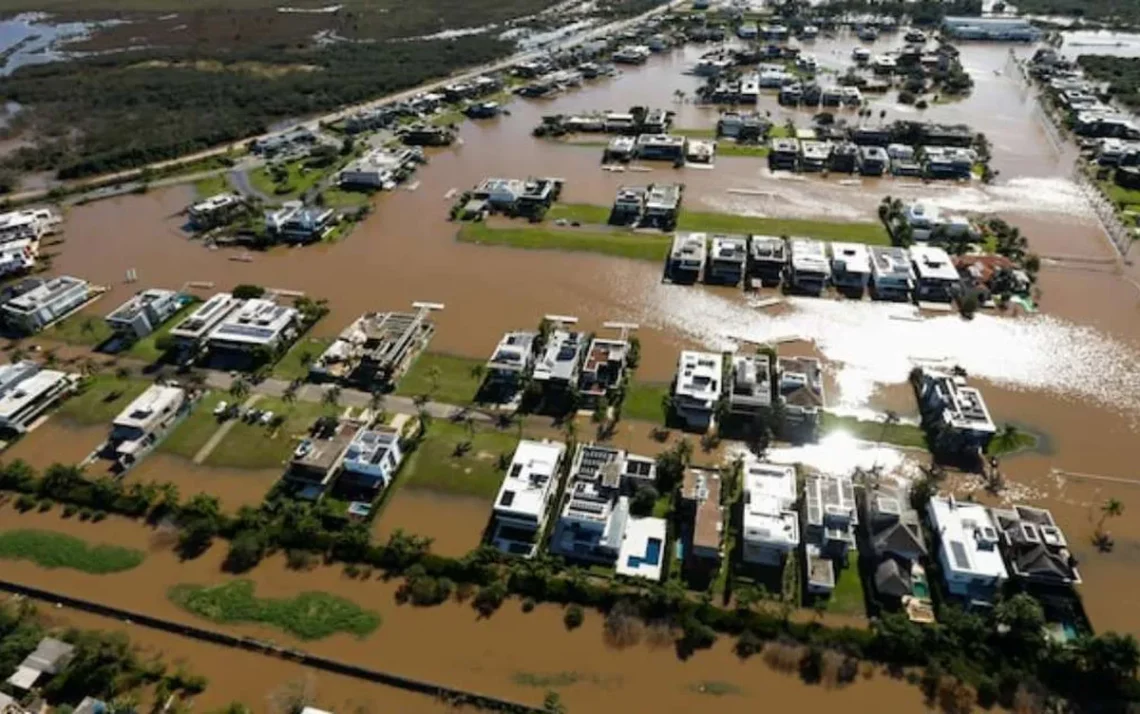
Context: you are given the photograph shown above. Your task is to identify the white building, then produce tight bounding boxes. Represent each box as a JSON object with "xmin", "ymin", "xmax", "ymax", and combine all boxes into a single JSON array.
[
  {"xmin": 942, "ymin": 15, "xmax": 1040, "ymax": 41},
  {"xmin": 741, "ymin": 458, "xmax": 799, "ymax": 566},
  {"xmin": 108, "ymin": 385, "xmax": 186, "ymax": 465},
  {"xmin": 105, "ymin": 289, "xmax": 182, "ymax": 340},
  {"xmin": 168, "ymin": 292, "xmax": 241, "ymax": 349},
  {"xmin": 830, "ymin": 242, "xmax": 871, "ymax": 294},
  {"xmin": 0, "ymin": 239, "xmax": 37, "ymax": 278},
  {"xmin": 787, "ymin": 238, "xmax": 831, "ymax": 295},
  {"xmin": 339, "ymin": 148, "xmax": 418, "ymax": 188},
  {"xmin": 0, "ymin": 361, "xmax": 77, "ymax": 433},
  {"xmin": 869, "ymin": 246, "xmax": 914, "ymax": 301},
  {"xmin": 0, "ymin": 208, "xmax": 57, "ymax": 244},
  {"xmin": 1, "ymin": 275, "xmax": 91, "ymax": 334},
  {"xmin": 207, "ymin": 298, "xmax": 299, "ymax": 353},
  {"xmin": 673, "ymin": 350, "xmax": 723, "ymax": 431},
  {"xmin": 339, "ymin": 427, "xmax": 404, "ymax": 491},
  {"xmin": 635, "ymin": 134, "xmax": 686, "ymax": 162},
  {"xmin": 579, "ymin": 336, "xmax": 629, "ymax": 400},
  {"xmin": 902, "ymin": 202, "xmax": 974, "ymax": 242},
  {"xmin": 532, "ymin": 329, "xmax": 586, "ymax": 387},
  {"xmin": 491, "ymin": 439, "xmax": 567, "ymax": 557},
  {"xmin": 265, "ymin": 201, "xmax": 337, "ymax": 243},
  {"xmin": 188, "ymin": 193, "xmax": 244, "ymax": 229},
  {"xmin": 615, "ymin": 515, "xmax": 668, "ymax": 581},
  {"xmin": 910, "ymin": 244, "xmax": 960, "ymax": 302},
  {"xmin": 485, "ymin": 330, "xmax": 537, "ymax": 391},
  {"xmin": 927, "ymin": 496, "xmax": 1008, "ymax": 603},
  {"xmin": 669, "ymin": 232, "xmax": 706, "ymax": 283},
  {"xmin": 915, "ymin": 369, "xmax": 997, "ymax": 451},
  {"xmin": 728, "ymin": 352, "xmax": 772, "ymax": 417}
]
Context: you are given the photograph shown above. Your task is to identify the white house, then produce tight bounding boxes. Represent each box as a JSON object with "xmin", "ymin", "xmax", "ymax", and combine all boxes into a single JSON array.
[
  {"xmin": 0, "ymin": 239, "xmax": 37, "ymax": 278},
  {"xmin": 673, "ymin": 350, "xmax": 723, "ymax": 431},
  {"xmin": 206, "ymin": 298, "xmax": 299, "ymax": 354},
  {"xmin": 777, "ymin": 356, "xmax": 824, "ymax": 433},
  {"xmin": 1, "ymin": 275, "xmax": 91, "ymax": 334},
  {"xmin": 107, "ymin": 385, "xmax": 186, "ymax": 466},
  {"xmin": 188, "ymin": 193, "xmax": 244, "ymax": 229},
  {"xmin": 0, "ymin": 361, "xmax": 77, "ymax": 433},
  {"xmin": 869, "ymin": 246, "xmax": 914, "ymax": 301},
  {"xmin": 915, "ymin": 369, "xmax": 997, "ymax": 451},
  {"xmin": 728, "ymin": 352, "xmax": 772, "ymax": 417},
  {"xmin": 485, "ymin": 330, "xmax": 537, "ymax": 392},
  {"xmin": 0, "ymin": 208, "xmax": 57, "ymax": 245},
  {"xmin": 339, "ymin": 148, "xmax": 419, "ymax": 188},
  {"xmin": 265, "ymin": 202, "xmax": 336, "ymax": 243},
  {"xmin": 532, "ymin": 329, "xmax": 586, "ymax": 388},
  {"xmin": 340, "ymin": 427, "xmax": 404, "ymax": 491},
  {"xmin": 668, "ymin": 232, "xmax": 707, "ymax": 283},
  {"xmin": 927, "ymin": 496, "xmax": 1008, "ymax": 603},
  {"xmin": 902, "ymin": 202, "xmax": 974, "ymax": 242},
  {"xmin": 168, "ymin": 292, "xmax": 241, "ymax": 349},
  {"xmin": 105, "ymin": 288, "xmax": 182, "ymax": 340},
  {"xmin": 741, "ymin": 458, "xmax": 799, "ymax": 566},
  {"xmin": 491, "ymin": 439, "xmax": 567, "ymax": 557},
  {"xmin": 910, "ymin": 244, "xmax": 960, "ymax": 302},
  {"xmin": 787, "ymin": 238, "xmax": 830, "ymax": 295},
  {"xmin": 830, "ymin": 242, "xmax": 871, "ymax": 295}
]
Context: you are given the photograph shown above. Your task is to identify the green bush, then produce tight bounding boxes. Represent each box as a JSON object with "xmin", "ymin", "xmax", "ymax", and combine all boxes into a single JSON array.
[{"xmin": 564, "ymin": 604, "xmax": 585, "ymax": 630}]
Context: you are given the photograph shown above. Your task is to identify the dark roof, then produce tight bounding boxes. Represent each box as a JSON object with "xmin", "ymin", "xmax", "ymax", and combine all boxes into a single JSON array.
[
  {"xmin": 872, "ymin": 519, "xmax": 927, "ymax": 559},
  {"xmin": 1014, "ymin": 544, "xmax": 1073, "ymax": 581},
  {"xmin": 874, "ymin": 559, "xmax": 911, "ymax": 598}
]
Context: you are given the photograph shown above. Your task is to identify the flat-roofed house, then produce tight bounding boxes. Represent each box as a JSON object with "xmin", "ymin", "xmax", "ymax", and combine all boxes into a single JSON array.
[
  {"xmin": 748, "ymin": 235, "xmax": 786, "ymax": 287},
  {"xmin": 207, "ymin": 299, "xmax": 299, "ymax": 355},
  {"xmin": 1, "ymin": 275, "xmax": 90, "ymax": 334},
  {"xmin": 0, "ymin": 208, "xmax": 57, "ymax": 245},
  {"xmin": 0, "ymin": 239, "xmax": 37, "ymax": 278},
  {"xmin": 491, "ymin": 439, "xmax": 567, "ymax": 557},
  {"xmin": 265, "ymin": 202, "xmax": 337, "ymax": 244},
  {"xmin": 787, "ymin": 238, "xmax": 830, "ymax": 295},
  {"xmin": 635, "ymin": 134, "xmax": 686, "ymax": 162},
  {"xmin": 869, "ymin": 246, "xmax": 914, "ymax": 301},
  {"xmin": 668, "ymin": 232, "xmax": 706, "ymax": 283},
  {"xmin": 0, "ymin": 361, "xmax": 77, "ymax": 433},
  {"xmin": 910, "ymin": 245, "xmax": 960, "ymax": 302},
  {"xmin": 578, "ymin": 337, "xmax": 629, "ymax": 401},
  {"xmin": 741, "ymin": 458, "xmax": 799, "ymax": 565},
  {"xmin": 315, "ymin": 310, "xmax": 435, "ymax": 387},
  {"xmin": 830, "ymin": 242, "xmax": 871, "ymax": 296},
  {"xmin": 107, "ymin": 385, "xmax": 186, "ymax": 467},
  {"xmin": 927, "ymin": 496, "xmax": 1008, "ymax": 604},
  {"xmin": 340, "ymin": 427, "xmax": 404, "ymax": 492},
  {"xmin": 105, "ymin": 289, "xmax": 182, "ymax": 340},
  {"xmin": 285, "ymin": 419, "xmax": 361, "ymax": 498},
  {"xmin": 611, "ymin": 185, "xmax": 647, "ymax": 224},
  {"xmin": 339, "ymin": 148, "xmax": 419, "ymax": 188},
  {"xmin": 643, "ymin": 183, "xmax": 682, "ymax": 228},
  {"xmin": 706, "ymin": 234, "xmax": 748, "ymax": 286},
  {"xmin": 728, "ymin": 352, "xmax": 772, "ymax": 417},
  {"xmin": 188, "ymin": 193, "xmax": 245, "ymax": 230},
  {"xmin": 680, "ymin": 467, "xmax": 723, "ymax": 569},
  {"xmin": 915, "ymin": 368, "xmax": 997, "ymax": 454},
  {"xmin": 532, "ymin": 329, "xmax": 586, "ymax": 389},
  {"xmin": 485, "ymin": 331, "xmax": 537, "ymax": 393},
  {"xmin": 168, "ymin": 293, "xmax": 241, "ymax": 351},
  {"xmin": 777, "ymin": 356, "xmax": 824, "ymax": 436},
  {"xmin": 803, "ymin": 472, "xmax": 858, "ymax": 593},
  {"xmin": 673, "ymin": 350, "xmax": 723, "ymax": 431}
]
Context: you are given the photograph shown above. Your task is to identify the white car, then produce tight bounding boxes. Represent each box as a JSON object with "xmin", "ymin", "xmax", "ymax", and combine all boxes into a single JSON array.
[
  {"xmin": 259, "ymin": 411, "xmax": 275, "ymax": 426},
  {"xmin": 213, "ymin": 401, "xmax": 228, "ymax": 416}
]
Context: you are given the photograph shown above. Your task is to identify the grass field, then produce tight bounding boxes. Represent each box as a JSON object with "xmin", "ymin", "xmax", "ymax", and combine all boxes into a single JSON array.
[
  {"xmin": 458, "ymin": 222, "xmax": 672, "ymax": 261},
  {"xmin": 402, "ymin": 420, "xmax": 520, "ymax": 499},
  {"xmin": 395, "ymin": 352, "xmax": 484, "ymax": 405},
  {"xmin": 205, "ymin": 397, "xmax": 336, "ymax": 469},
  {"xmin": 125, "ymin": 299, "xmax": 200, "ymax": 363},
  {"xmin": 824, "ymin": 563, "xmax": 867, "ymax": 616},
  {"xmin": 546, "ymin": 203, "xmax": 613, "ymax": 225},
  {"xmin": 673, "ymin": 127, "xmax": 716, "ymax": 138},
  {"xmin": 47, "ymin": 313, "xmax": 112, "ymax": 347},
  {"xmin": 193, "ymin": 173, "xmax": 229, "ymax": 198},
  {"xmin": 623, "ymin": 381, "xmax": 670, "ymax": 424},
  {"xmin": 159, "ymin": 392, "xmax": 229, "ymax": 460},
  {"xmin": 819, "ymin": 413, "xmax": 928, "ymax": 450},
  {"xmin": 986, "ymin": 427, "xmax": 1039, "ymax": 457},
  {"xmin": 0, "ymin": 529, "xmax": 144, "ymax": 574},
  {"xmin": 675, "ymin": 210, "xmax": 889, "ymax": 244},
  {"xmin": 168, "ymin": 580, "xmax": 380, "ymax": 640},
  {"xmin": 1100, "ymin": 176, "xmax": 1140, "ymax": 210},
  {"xmin": 250, "ymin": 160, "xmax": 327, "ymax": 200},
  {"xmin": 321, "ymin": 186, "xmax": 372, "ymax": 208},
  {"xmin": 59, "ymin": 375, "xmax": 151, "ymax": 425},
  {"xmin": 716, "ymin": 144, "xmax": 770, "ymax": 158},
  {"xmin": 272, "ymin": 337, "xmax": 333, "ymax": 381}
]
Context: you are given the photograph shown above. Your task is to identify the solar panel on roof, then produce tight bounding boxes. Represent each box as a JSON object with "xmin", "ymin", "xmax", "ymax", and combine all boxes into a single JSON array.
[{"xmin": 950, "ymin": 540, "xmax": 971, "ymax": 570}]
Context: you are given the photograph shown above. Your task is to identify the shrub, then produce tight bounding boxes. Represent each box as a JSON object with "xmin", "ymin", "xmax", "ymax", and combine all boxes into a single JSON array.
[
  {"xmin": 286, "ymin": 549, "xmax": 316, "ymax": 571},
  {"xmin": 521, "ymin": 597, "xmax": 536, "ymax": 613},
  {"xmin": 78, "ymin": 507, "xmax": 94, "ymax": 521},
  {"xmin": 473, "ymin": 581, "xmax": 507, "ymax": 617},
  {"xmin": 915, "ymin": 99, "xmax": 929, "ymax": 110},
  {"xmin": 62, "ymin": 504, "xmax": 78, "ymax": 518},
  {"xmin": 92, "ymin": 510, "xmax": 107, "ymax": 522},
  {"xmin": 15, "ymin": 494, "xmax": 35, "ymax": 512},
  {"xmin": 564, "ymin": 604, "xmax": 585, "ymax": 630},
  {"xmin": 231, "ymin": 284, "xmax": 265, "ymax": 300},
  {"xmin": 898, "ymin": 90, "xmax": 917, "ymax": 105},
  {"xmin": 735, "ymin": 630, "xmax": 763, "ymax": 659},
  {"xmin": 36, "ymin": 499, "xmax": 52, "ymax": 512}
]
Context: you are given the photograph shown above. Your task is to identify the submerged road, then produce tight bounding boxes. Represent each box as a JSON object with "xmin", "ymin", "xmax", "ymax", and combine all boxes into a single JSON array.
[{"xmin": 5, "ymin": 0, "xmax": 686, "ymax": 206}]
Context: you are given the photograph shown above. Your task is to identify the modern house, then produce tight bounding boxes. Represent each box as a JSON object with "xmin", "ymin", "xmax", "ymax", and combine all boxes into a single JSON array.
[
  {"xmin": 285, "ymin": 419, "xmax": 360, "ymax": 498},
  {"xmin": 741, "ymin": 458, "xmax": 799, "ymax": 566},
  {"xmin": 830, "ymin": 242, "xmax": 872, "ymax": 296},
  {"xmin": 491, "ymin": 439, "xmax": 567, "ymax": 557},
  {"xmin": 803, "ymin": 472, "xmax": 858, "ymax": 593},
  {"xmin": 991, "ymin": 505, "xmax": 1081, "ymax": 587},
  {"xmin": 680, "ymin": 467, "xmax": 723, "ymax": 570},
  {"xmin": 748, "ymin": 235, "xmax": 786, "ymax": 287},
  {"xmin": 206, "ymin": 298, "xmax": 299, "ymax": 355},
  {"xmin": 858, "ymin": 145, "xmax": 889, "ymax": 176},
  {"xmin": 532, "ymin": 328, "xmax": 586, "ymax": 390},
  {"xmin": 315, "ymin": 310, "xmax": 436, "ymax": 387},
  {"xmin": 673, "ymin": 350, "xmax": 724, "ymax": 431},
  {"xmin": 768, "ymin": 138, "xmax": 799, "ymax": 171},
  {"xmin": 168, "ymin": 292, "xmax": 241, "ymax": 352},
  {"xmin": 612, "ymin": 44, "xmax": 651, "ymax": 64},
  {"xmin": 799, "ymin": 140, "xmax": 832, "ymax": 172},
  {"xmin": 0, "ymin": 361, "xmax": 77, "ymax": 433},
  {"xmin": 339, "ymin": 426, "xmax": 404, "ymax": 492},
  {"xmin": 862, "ymin": 482, "xmax": 928, "ymax": 602},
  {"xmin": 401, "ymin": 124, "xmax": 455, "ymax": 146},
  {"xmin": 578, "ymin": 336, "xmax": 629, "ymax": 401},
  {"xmin": 265, "ymin": 202, "xmax": 337, "ymax": 243},
  {"xmin": 910, "ymin": 244, "xmax": 960, "ymax": 302},
  {"xmin": 706, "ymin": 234, "xmax": 748, "ymax": 286},
  {"xmin": 0, "ymin": 208, "xmax": 57, "ymax": 244},
  {"xmin": 787, "ymin": 238, "xmax": 831, "ymax": 295},
  {"xmin": 106, "ymin": 385, "xmax": 187, "ymax": 468},
  {"xmin": 921, "ymin": 146, "xmax": 976, "ymax": 180},
  {"xmin": 188, "ymin": 193, "xmax": 245, "ymax": 230},
  {"xmin": 611, "ymin": 185, "xmax": 647, "ymax": 224},
  {"xmin": 914, "ymin": 368, "xmax": 997, "ymax": 454},
  {"xmin": 643, "ymin": 183, "xmax": 682, "ymax": 228},
  {"xmin": 105, "ymin": 288, "xmax": 182, "ymax": 340},
  {"xmin": 1, "ymin": 275, "xmax": 91, "ymax": 334},
  {"xmin": 777, "ymin": 356, "xmax": 824, "ymax": 436},
  {"xmin": 927, "ymin": 495, "xmax": 1008, "ymax": 604},
  {"xmin": 902, "ymin": 202, "xmax": 974, "ymax": 242},
  {"xmin": 471, "ymin": 177, "xmax": 561, "ymax": 214},
  {"xmin": 0, "ymin": 239, "xmax": 37, "ymax": 278},
  {"xmin": 605, "ymin": 136, "xmax": 637, "ymax": 162},
  {"xmin": 485, "ymin": 330, "xmax": 537, "ymax": 394},
  {"xmin": 869, "ymin": 246, "xmax": 914, "ymax": 301},
  {"xmin": 942, "ymin": 15, "xmax": 1040, "ymax": 41},
  {"xmin": 338, "ymin": 148, "xmax": 421, "ymax": 188},
  {"xmin": 668, "ymin": 233, "xmax": 707, "ymax": 283},
  {"xmin": 6, "ymin": 637, "xmax": 74, "ymax": 691},
  {"xmin": 635, "ymin": 134, "xmax": 686, "ymax": 162},
  {"xmin": 728, "ymin": 352, "xmax": 773, "ymax": 418}
]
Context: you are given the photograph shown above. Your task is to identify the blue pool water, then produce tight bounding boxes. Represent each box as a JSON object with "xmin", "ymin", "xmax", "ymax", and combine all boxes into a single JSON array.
[{"xmin": 626, "ymin": 537, "xmax": 663, "ymax": 568}]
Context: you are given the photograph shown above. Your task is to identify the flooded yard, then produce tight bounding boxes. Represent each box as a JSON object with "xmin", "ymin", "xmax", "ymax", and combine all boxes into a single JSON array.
[{"xmin": 373, "ymin": 488, "xmax": 491, "ymax": 558}]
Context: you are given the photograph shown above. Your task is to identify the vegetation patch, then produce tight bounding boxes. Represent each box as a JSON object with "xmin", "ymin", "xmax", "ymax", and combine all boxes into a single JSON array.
[
  {"xmin": 47, "ymin": 314, "xmax": 112, "ymax": 347},
  {"xmin": 168, "ymin": 579, "xmax": 380, "ymax": 640},
  {"xmin": 676, "ymin": 210, "xmax": 889, "ymax": 244},
  {"xmin": 125, "ymin": 299, "xmax": 201, "ymax": 363},
  {"xmin": 159, "ymin": 391, "xmax": 229, "ymax": 460},
  {"xmin": 58, "ymin": 375, "xmax": 150, "ymax": 425},
  {"xmin": 0, "ymin": 529, "xmax": 144, "ymax": 574},
  {"xmin": 272, "ymin": 337, "xmax": 333, "ymax": 382},
  {"xmin": 193, "ymin": 173, "xmax": 228, "ymax": 198},
  {"xmin": 824, "ymin": 563, "xmax": 867, "ymax": 616},
  {"xmin": 402, "ymin": 420, "xmax": 520, "ymax": 499},
  {"xmin": 819, "ymin": 412, "xmax": 928, "ymax": 450},
  {"xmin": 512, "ymin": 671, "xmax": 583, "ymax": 688},
  {"xmin": 546, "ymin": 203, "xmax": 613, "ymax": 225},
  {"xmin": 622, "ymin": 381, "xmax": 670, "ymax": 424},
  {"xmin": 395, "ymin": 352, "xmax": 484, "ymax": 406},
  {"xmin": 205, "ymin": 397, "xmax": 336, "ymax": 470},
  {"xmin": 716, "ymin": 143, "xmax": 770, "ymax": 158},
  {"xmin": 986, "ymin": 425, "xmax": 1039, "ymax": 457},
  {"xmin": 457, "ymin": 222, "xmax": 671, "ymax": 262}
]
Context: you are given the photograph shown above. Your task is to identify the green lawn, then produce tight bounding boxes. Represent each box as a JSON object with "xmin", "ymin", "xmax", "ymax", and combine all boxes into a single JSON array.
[
  {"xmin": 59, "ymin": 375, "xmax": 151, "ymax": 426},
  {"xmin": 159, "ymin": 392, "xmax": 229, "ymax": 460},
  {"xmin": 402, "ymin": 420, "xmax": 521, "ymax": 499},
  {"xmin": 986, "ymin": 428, "xmax": 1039, "ymax": 457},
  {"xmin": 193, "ymin": 173, "xmax": 229, "ymax": 198},
  {"xmin": 0, "ymin": 529, "xmax": 144, "ymax": 574},
  {"xmin": 430, "ymin": 108, "xmax": 466, "ymax": 127},
  {"xmin": 272, "ymin": 337, "xmax": 332, "ymax": 381},
  {"xmin": 716, "ymin": 144, "xmax": 770, "ymax": 158},
  {"xmin": 1101, "ymin": 178, "xmax": 1140, "ymax": 210},
  {"xmin": 395, "ymin": 352, "xmax": 484, "ymax": 405},
  {"xmin": 205, "ymin": 397, "xmax": 336, "ymax": 470},
  {"xmin": 168, "ymin": 580, "xmax": 380, "ymax": 640},
  {"xmin": 125, "ymin": 299, "xmax": 201, "ymax": 363},
  {"xmin": 458, "ymin": 222, "xmax": 672, "ymax": 262},
  {"xmin": 250, "ymin": 160, "xmax": 327, "ymax": 200},
  {"xmin": 47, "ymin": 313, "xmax": 112, "ymax": 347},
  {"xmin": 546, "ymin": 203, "xmax": 613, "ymax": 225},
  {"xmin": 623, "ymin": 381, "xmax": 670, "ymax": 424},
  {"xmin": 320, "ymin": 186, "xmax": 372, "ymax": 208},
  {"xmin": 676, "ymin": 210, "xmax": 889, "ymax": 244},
  {"xmin": 819, "ymin": 412, "xmax": 928, "ymax": 450},
  {"xmin": 769, "ymin": 125, "xmax": 793, "ymax": 139},
  {"xmin": 825, "ymin": 562, "xmax": 867, "ymax": 616},
  {"xmin": 673, "ymin": 127, "xmax": 716, "ymax": 138}
]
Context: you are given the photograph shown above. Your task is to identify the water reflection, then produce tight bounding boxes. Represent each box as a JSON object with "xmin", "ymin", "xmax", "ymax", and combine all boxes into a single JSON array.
[{"xmin": 761, "ymin": 431, "xmax": 922, "ymax": 480}]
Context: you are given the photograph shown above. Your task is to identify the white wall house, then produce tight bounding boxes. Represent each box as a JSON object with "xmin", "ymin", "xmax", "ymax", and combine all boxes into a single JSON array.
[
  {"xmin": 207, "ymin": 299, "xmax": 299, "ymax": 353},
  {"xmin": 0, "ymin": 208, "xmax": 57, "ymax": 245},
  {"xmin": 830, "ymin": 242, "xmax": 871, "ymax": 294},
  {"xmin": 910, "ymin": 244, "xmax": 960, "ymax": 302},
  {"xmin": 108, "ymin": 385, "xmax": 186, "ymax": 465},
  {"xmin": 788, "ymin": 238, "xmax": 830, "ymax": 295},
  {"xmin": 0, "ymin": 361, "xmax": 77, "ymax": 433},
  {"xmin": 1, "ymin": 276, "xmax": 90, "ymax": 334},
  {"xmin": 869, "ymin": 246, "xmax": 914, "ymax": 301},
  {"xmin": 105, "ymin": 289, "xmax": 182, "ymax": 340},
  {"xmin": 927, "ymin": 496, "xmax": 1008, "ymax": 603},
  {"xmin": 741, "ymin": 458, "xmax": 799, "ymax": 566},
  {"xmin": 0, "ymin": 239, "xmax": 37, "ymax": 278},
  {"xmin": 491, "ymin": 439, "xmax": 567, "ymax": 557},
  {"xmin": 340, "ymin": 427, "xmax": 404, "ymax": 491},
  {"xmin": 915, "ymin": 369, "xmax": 997, "ymax": 451},
  {"xmin": 169, "ymin": 292, "xmax": 241, "ymax": 349},
  {"xmin": 673, "ymin": 350, "xmax": 723, "ymax": 431}
]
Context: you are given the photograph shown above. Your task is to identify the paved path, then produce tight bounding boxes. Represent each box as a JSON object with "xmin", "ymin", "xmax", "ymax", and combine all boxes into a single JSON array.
[{"xmin": 193, "ymin": 394, "xmax": 262, "ymax": 464}]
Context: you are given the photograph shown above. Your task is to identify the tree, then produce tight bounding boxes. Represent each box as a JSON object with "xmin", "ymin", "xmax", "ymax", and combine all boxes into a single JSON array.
[
  {"xmin": 563, "ymin": 604, "xmax": 585, "ymax": 630},
  {"xmin": 995, "ymin": 593, "xmax": 1046, "ymax": 663},
  {"xmin": 1094, "ymin": 497, "xmax": 1124, "ymax": 551},
  {"xmin": 469, "ymin": 363, "xmax": 485, "ymax": 383},
  {"xmin": 369, "ymin": 390, "xmax": 386, "ymax": 415},
  {"xmin": 224, "ymin": 529, "xmax": 267, "ymax": 573},
  {"xmin": 322, "ymin": 385, "xmax": 342, "ymax": 409},
  {"xmin": 232, "ymin": 284, "xmax": 265, "ymax": 300},
  {"xmin": 630, "ymin": 484, "xmax": 658, "ymax": 516},
  {"xmin": 283, "ymin": 379, "xmax": 300, "ymax": 404},
  {"xmin": 229, "ymin": 376, "xmax": 250, "ymax": 400},
  {"xmin": 426, "ymin": 365, "xmax": 442, "ymax": 396},
  {"xmin": 542, "ymin": 692, "xmax": 566, "ymax": 714}
]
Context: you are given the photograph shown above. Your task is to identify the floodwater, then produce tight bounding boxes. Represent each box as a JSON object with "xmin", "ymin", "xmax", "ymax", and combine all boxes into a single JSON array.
[
  {"xmin": 373, "ymin": 488, "xmax": 491, "ymax": 557},
  {"xmin": 130, "ymin": 453, "xmax": 280, "ymax": 510},
  {"xmin": 0, "ymin": 507, "xmax": 928, "ymax": 713},
  {"xmin": 6, "ymin": 419, "xmax": 105, "ymax": 470}
]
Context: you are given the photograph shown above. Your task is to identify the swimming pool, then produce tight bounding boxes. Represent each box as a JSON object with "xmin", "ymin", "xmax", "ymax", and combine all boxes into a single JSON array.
[{"xmin": 626, "ymin": 537, "xmax": 663, "ymax": 568}]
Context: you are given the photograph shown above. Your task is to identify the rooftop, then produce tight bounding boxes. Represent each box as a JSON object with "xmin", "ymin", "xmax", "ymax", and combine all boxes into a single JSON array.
[
  {"xmin": 709, "ymin": 234, "xmax": 747, "ymax": 265},
  {"xmin": 742, "ymin": 458, "xmax": 799, "ymax": 551},
  {"xmin": 830, "ymin": 242, "xmax": 871, "ymax": 275},
  {"xmin": 487, "ymin": 330, "xmax": 536, "ymax": 373},
  {"xmin": 870, "ymin": 245, "xmax": 915, "ymax": 280},
  {"xmin": 495, "ymin": 439, "xmax": 565, "ymax": 518},
  {"xmin": 106, "ymin": 289, "xmax": 179, "ymax": 325},
  {"xmin": 730, "ymin": 353, "xmax": 772, "ymax": 408},
  {"xmin": 615, "ymin": 516, "xmax": 667, "ymax": 581},
  {"xmin": 750, "ymin": 235, "xmax": 786, "ymax": 262},
  {"xmin": 922, "ymin": 370, "xmax": 996, "ymax": 434},
  {"xmin": 675, "ymin": 350, "xmax": 723, "ymax": 408},
  {"xmin": 778, "ymin": 356, "xmax": 824, "ymax": 410},
  {"xmin": 4, "ymin": 275, "xmax": 87, "ymax": 314},
  {"xmin": 291, "ymin": 419, "xmax": 359, "ymax": 478},
  {"xmin": 170, "ymin": 292, "xmax": 240, "ymax": 341},
  {"xmin": 789, "ymin": 238, "xmax": 830, "ymax": 275},
  {"xmin": 910, "ymin": 245, "xmax": 960, "ymax": 282},
  {"xmin": 671, "ymin": 232, "xmax": 707, "ymax": 263},
  {"xmin": 645, "ymin": 183, "xmax": 681, "ymax": 209},
  {"xmin": 209, "ymin": 298, "xmax": 298, "ymax": 346},
  {"xmin": 532, "ymin": 329, "xmax": 585, "ymax": 383},
  {"xmin": 928, "ymin": 496, "xmax": 1008, "ymax": 581},
  {"xmin": 682, "ymin": 467, "xmax": 723, "ymax": 552},
  {"xmin": 112, "ymin": 385, "xmax": 185, "ymax": 431}
]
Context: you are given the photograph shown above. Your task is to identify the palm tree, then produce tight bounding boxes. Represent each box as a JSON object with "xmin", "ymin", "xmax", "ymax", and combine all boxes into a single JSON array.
[
  {"xmin": 427, "ymin": 365, "xmax": 442, "ymax": 396},
  {"xmin": 229, "ymin": 376, "xmax": 251, "ymax": 400},
  {"xmin": 115, "ymin": 365, "xmax": 132, "ymax": 381},
  {"xmin": 322, "ymin": 385, "xmax": 342, "ymax": 409},
  {"xmin": 44, "ymin": 348, "xmax": 59, "ymax": 368},
  {"xmin": 1099, "ymin": 498, "xmax": 1124, "ymax": 530},
  {"xmin": 282, "ymin": 379, "xmax": 300, "ymax": 404},
  {"xmin": 369, "ymin": 390, "xmax": 386, "ymax": 415},
  {"xmin": 877, "ymin": 410, "xmax": 899, "ymax": 448},
  {"xmin": 563, "ymin": 417, "xmax": 578, "ymax": 443},
  {"xmin": 469, "ymin": 363, "xmax": 485, "ymax": 384}
]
